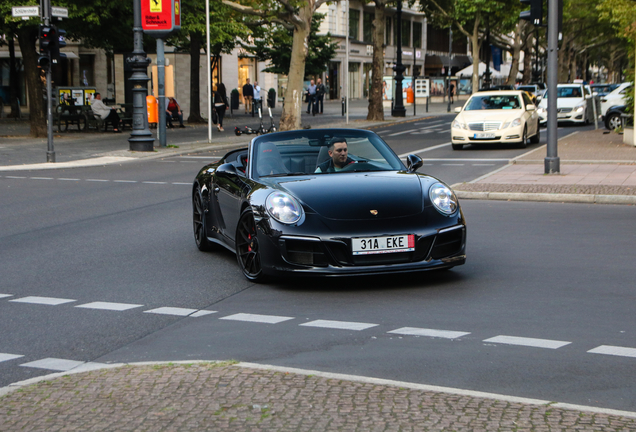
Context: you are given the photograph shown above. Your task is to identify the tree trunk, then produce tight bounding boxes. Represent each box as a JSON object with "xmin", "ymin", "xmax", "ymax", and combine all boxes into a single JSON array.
[
  {"xmin": 8, "ymin": 36, "xmax": 21, "ymax": 119},
  {"xmin": 367, "ymin": 0, "xmax": 385, "ymax": 121},
  {"xmin": 470, "ymin": 16, "xmax": 481, "ymax": 94},
  {"xmin": 279, "ymin": 3, "xmax": 313, "ymax": 131},
  {"xmin": 17, "ymin": 26, "xmax": 46, "ymax": 137},
  {"xmin": 188, "ymin": 32, "xmax": 205, "ymax": 123},
  {"xmin": 522, "ymin": 41, "xmax": 532, "ymax": 84},
  {"xmin": 506, "ymin": 22, "xmax": 523, "ymax": 86}
]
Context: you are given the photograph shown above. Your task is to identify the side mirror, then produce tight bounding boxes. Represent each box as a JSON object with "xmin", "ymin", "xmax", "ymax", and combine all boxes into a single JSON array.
[
  {"xmin": 216, "ymin": 163, "xmax": 239, "ymax": 179},
  {"xmin": 406, "ymin": 154, "xmax": 424, "ymax": 173},
  {"xmin": 526, "ymin": 104, "xmax": 536, "ymax": 111},
  {"xmin": 454, "ymin": 107, "xmax": 462, "ymax": 113}
]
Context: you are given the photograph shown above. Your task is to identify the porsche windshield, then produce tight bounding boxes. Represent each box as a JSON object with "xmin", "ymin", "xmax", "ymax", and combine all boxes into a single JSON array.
[
  {"xmin": 465, "ymin": 95, "xmax": 522, "ymax": 111},
  {"xmin": 252, "ymin": 130, "xmax": 404, "ymax": 178}
]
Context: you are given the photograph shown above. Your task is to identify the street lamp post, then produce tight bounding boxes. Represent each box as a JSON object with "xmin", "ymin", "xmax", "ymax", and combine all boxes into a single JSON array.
[
  {"xmin": 447, "ymin": 27, "xmax": 452, "ymax": 113},
  {"xmin": 127, "ymin": 0, "xmax": 154, "ymax": 152},
  {"xmin": 392, "ymin": 1, "xmax": 406, "ymax": 117}
]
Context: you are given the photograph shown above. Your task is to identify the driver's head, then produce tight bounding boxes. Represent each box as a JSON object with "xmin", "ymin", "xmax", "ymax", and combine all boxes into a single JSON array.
[{"xmin": 328, "ymin": 137, "xmax": 348, "ymax": 168}]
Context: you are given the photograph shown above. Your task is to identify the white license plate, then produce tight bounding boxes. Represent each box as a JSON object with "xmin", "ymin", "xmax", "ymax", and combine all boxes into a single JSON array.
[
  {"xmin": 352, "ymin": 235, "xmax": 415, "ymax": 255},
  {"xmin": 473, "ymin": 133, "xmax": 496, "ymax": 139}
]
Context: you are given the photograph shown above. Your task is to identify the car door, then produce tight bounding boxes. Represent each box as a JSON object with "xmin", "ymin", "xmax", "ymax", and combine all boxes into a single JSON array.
[
  {"xmin": 521, "ymin": 92, "xmax": 538, "ymax": 135},
  {"xmin": 215, "ymin": 167, "xmax": 247, "ymax": 243}
]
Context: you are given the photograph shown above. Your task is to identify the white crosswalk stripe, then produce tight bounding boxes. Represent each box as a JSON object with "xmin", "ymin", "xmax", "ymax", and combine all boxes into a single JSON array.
[
  {"xmin": 76, "ymin": 302, "xmax": 144, "ymax": 311},
  {"xmin": 10, "ymin": 296, "xmax": 76, "ymax": 306},
  {"xmin": 144, "ymin": 307, "xmax": 199, "ymax": 316},
  {"xmin": 588, "ymin": 345, "xmax": 636, "ymax": 358},
  {"xmin": 220, "ymin": 313, "xmax": 294, "ymax": 324},
  {"xmin": 388, "ymin": 327, "xmax": 470, "ymax": 339},
  {"xmin": 0, "ymin": 294, "xmax": 13, "ymax": 299},
  {"xmin": 483, "ymin": 335, "xmax": 571, "ymax": 349},
  {"xmin": 0, "ymin": 353, "xmax": 24, "ymax": 363},
  {"xmin": 300, "ymin": 320, "xmax": 378, "ymax": 331},
  {"xmin": 20, "ymin": 358, "xmax": 107, "ymax": 372}
]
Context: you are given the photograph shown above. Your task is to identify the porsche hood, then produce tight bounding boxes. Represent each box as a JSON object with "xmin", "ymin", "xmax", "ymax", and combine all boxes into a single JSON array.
[{"xmin": 273, "ymin": 172, "xmax": 425, "ymax": 220}]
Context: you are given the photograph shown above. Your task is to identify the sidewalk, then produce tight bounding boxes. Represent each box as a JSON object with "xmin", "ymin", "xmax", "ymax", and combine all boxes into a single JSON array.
[{"xmin": 1, "ymin": 361, "xmax": 635, "ymax": 431}]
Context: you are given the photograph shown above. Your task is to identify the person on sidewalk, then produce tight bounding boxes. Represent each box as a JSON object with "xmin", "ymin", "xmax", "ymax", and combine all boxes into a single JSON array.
[
  {"xmin": 213, "ymin": 83, "xmax": 229, "ymax": 132},
  {"xmin": 165, "ymin": 97, "xmax": 186, "ymax": 128},
  {"xmin": 90, "ymin": 92, "xmax": 122, "ymax": 133},
  {"xmin": 242, "ymin": 79, "xmax": 253, "ymax": 114},
  {"xmin": 316, "ymin": 78, "xmax": 326, "ymax": 114},
  {"xmin": 253, "ymin": 81, "xmax": 262, "ymax": 114},
  {"xmin": 306, "ymin": 80, "xmax": 317, "ymax": 115}
]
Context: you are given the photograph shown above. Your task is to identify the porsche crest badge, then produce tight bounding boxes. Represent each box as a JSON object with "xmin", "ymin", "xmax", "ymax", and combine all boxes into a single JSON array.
[{"xmin": 370, "ymin": 210, "xmax": 378, "ymax": 216}]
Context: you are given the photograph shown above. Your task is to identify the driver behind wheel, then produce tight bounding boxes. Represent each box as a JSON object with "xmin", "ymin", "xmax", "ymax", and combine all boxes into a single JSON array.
[{"xmin": 315, "ymin": 137, "xmax": 354, "ymax": 173}]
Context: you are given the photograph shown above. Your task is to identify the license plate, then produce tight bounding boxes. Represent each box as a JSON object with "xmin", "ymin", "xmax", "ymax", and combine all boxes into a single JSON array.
[
  {"xmin": 473, "ymin": 133, "xmax": 496, "ymax": 139},
  {"xmin": 352, "ymin": 234, "xmax": 415, "ymax": 255}
]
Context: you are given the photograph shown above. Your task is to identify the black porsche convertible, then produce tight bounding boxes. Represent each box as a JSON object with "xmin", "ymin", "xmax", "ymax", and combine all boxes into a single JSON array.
[{"xmin": 192, "ymin": 128, "xmax": 466, "ymax": 281}]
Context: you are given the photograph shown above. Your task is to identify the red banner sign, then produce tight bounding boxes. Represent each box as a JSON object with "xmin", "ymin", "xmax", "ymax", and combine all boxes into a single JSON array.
[{"xmin": 141, "ymin": 0, "xmax": 180, "ymax": 36}]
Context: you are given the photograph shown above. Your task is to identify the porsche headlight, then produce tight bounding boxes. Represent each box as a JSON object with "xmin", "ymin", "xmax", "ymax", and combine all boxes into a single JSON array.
[
  {"xmin": 429, "ymin": 183, "xmax": 458, "ymax": 216},
  {"xmin": 266, "ymin": 191, "xmax": 303, "ymax": 224},
  {"xmin": 452, "ymin": 120, "xmax": 467, "ymax": 130}
]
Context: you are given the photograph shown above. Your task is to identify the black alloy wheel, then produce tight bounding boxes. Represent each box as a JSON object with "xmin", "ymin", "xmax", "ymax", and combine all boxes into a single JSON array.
[
  {"xmin": 236, "ymin": 209, "xmax": 265, "ymax": 282},
  {"xmin": 193, "ymin": 187, "xmax": 214, "ymax": 251},
  {"xmin": 530, "ymin": 121, "xmax": 540, "ymax": 144}
]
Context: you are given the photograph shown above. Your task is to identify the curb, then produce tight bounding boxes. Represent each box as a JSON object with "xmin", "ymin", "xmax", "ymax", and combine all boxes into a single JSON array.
[
  {"xmin": 455, "ymin": 190, "xmax": 636, "ymax": 205},
  {"xmin": 2, "ymin": 360, "xmax": 636, "ymax": 421}
]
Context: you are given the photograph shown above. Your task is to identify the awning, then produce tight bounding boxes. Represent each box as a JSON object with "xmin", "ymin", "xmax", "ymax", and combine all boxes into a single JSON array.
[{"xmin": 424, "ymin": 55, "xmax": 443, "ymax": 68}]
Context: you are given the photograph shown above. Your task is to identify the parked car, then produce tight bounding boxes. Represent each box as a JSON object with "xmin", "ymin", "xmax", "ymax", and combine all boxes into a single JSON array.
[
  {"xmin": 600, "ymin": 83, "xmax": 632, "ymax": 119},
  {"xmin": 537, "ymin": 83, "xmax": 596, "ymax": 125},
  {"xmin": 192, "ymin": 128, "xmax": 466, "ymax": 281},
  {"xmin": 518, "ymin": 84, "xmax": 546, "ymax": 102},
  {"xmin": 451, "ymin": 90, "xmax": 540, "ymax": 150},
  {"xmin": 604, "ymin": 105, "xmax": 626, "ymax": 131}
]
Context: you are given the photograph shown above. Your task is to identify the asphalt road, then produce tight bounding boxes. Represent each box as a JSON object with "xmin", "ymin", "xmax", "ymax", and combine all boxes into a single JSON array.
[{"xmin": 3, "ymin": 117, "xmax": 634, "ymax": 412}]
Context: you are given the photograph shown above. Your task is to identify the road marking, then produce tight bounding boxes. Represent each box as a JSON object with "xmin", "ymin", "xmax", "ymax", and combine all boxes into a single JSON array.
[
  {"xmin": 190, "ymin": 310, "xmax": 217, "ymax": 317},
  {"xmin": 0, "ymin": 353, "xmax": 24, "ymax": 363},
  {"xmin": 387, "ymin": 129, "xmax": 420, "ymax": 136},
  {"xmin": 220, "ymin": 313, "xmax": 294, "ymax": 324},
  {"xmin": 588, "ymin": 345, "xmax": 636, "ymax": 358},
  {"xmin": 144, "ymin": 307, "xmax": 199, "ymax": 316},
  {"xmin": 300, "ymin": 319, "xmax": 378, "ymax": 331},
  {"xmin": 388, "ymin": 327, "xmax": 470, "ymax": 339},
  {"xmin": 30, "ymin": 177, "xmax": 53, "ymax": 180},
  {"xmin": 177, "ymin": 156, "xmax": 221, "ymax": 159},
  {"xmin": 4, "ymin": 176, "xmax": 26, "ymax": 179},
  {"xmin": 172, "ymin": 182, "xmax": 191, "ymax": 185},
  {"xmin": 86, "ymin": 179, "xmax": 109, "ymax": 182},
  {"xmin": 10, "ymin": 296, "xmax": 76, "ymax": 306},
  {"xmin": 410, "ymin": 130, "xmax": 438, "ymax": 135},
  {"xmin": 76, "ymin": 302, "xmax": 144, "ymax": 311},
  {"xmin": 0, "ymin": 294, "xmax": 13, "ymax": 299},
  {"xmin": 483, "ymin": 335, "xmax": 571, "ymax": 349},
  {"xmin": 58, "ymin": 178, "xmax": 80, "ymax": 181},
  {"xmin": 376, "ymin": 129, "xmax": 391, "ymax": 134},
  {"xmin": 142, "ymin": 181, "xmax": 168, "ymax": 184},
  {"xmin": 398, "ymin": 142, "xmax": 450, "ymax": 158},
  {"xmin": 113, "ymin": 180, "xmax": 138, "ymax": 183},
  {"xmin": 20, "ymin": 358, "xmax": 105, "ymax": 371},
  {"xmin": 441, "ymin": 163, "xmax": 465, "ymax": 166},
  {"xmin": 472, "ymin": 163, "xmax": 496, "ymax": 166},
  {"xmin": 438, "ymin": 130, "xmax": 448, "ymax": 133}
]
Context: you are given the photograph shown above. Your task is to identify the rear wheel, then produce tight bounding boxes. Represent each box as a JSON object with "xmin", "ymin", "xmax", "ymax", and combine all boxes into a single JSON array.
[
  {"xmin": 451, "ymin": 143, "xmax": 464, "ymax": 150},
  {"xmin": 606, "ymin": 113, "xmax": 622, "ymax": 131},
  {"xmin": 236, "ymin": 209, "xmax": 266, "ymax": 282},
  {"xmin": 192, "ymin": 187, "xmax": 215, "ymax": 251}
]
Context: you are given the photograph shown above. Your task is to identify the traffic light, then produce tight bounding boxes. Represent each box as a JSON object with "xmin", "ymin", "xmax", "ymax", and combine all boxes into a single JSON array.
[
  {"xmin": 50, "ymin": 27, "xmax": 66, "ymax": 64},
  {"xmin": 39, "ymin": 25, "xmax": 55, "ymax": 54},
  {"xmin": 38, "ymin": 56, "xmax": 50, "ymax": 69},
  {"xmin": 520, "ymin": 0, "xmax": 543, "ymax": 26}
]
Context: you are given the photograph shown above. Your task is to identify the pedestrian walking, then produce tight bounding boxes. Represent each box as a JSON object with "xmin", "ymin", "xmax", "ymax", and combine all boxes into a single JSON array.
[
  {"xmin": 253, "ymin": 81, "xmax": 262, "ymax": 113},
  {"xmin": 306, "ymin": 79, "xmax": 317, "ymax": 115},
  {"xmin": 213, "ymin": 83, "xmax": 229, "ymax": 132},
  {"xmin": 316, "ymin": 78, "xmax": 326, "ymax": 114},
  {"xmin": 242, "ymin": 79, "xmax": 253, "ymax": 114}
]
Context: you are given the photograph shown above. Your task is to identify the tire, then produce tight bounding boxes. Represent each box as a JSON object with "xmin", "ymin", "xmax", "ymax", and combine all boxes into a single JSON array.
[
  {"xmin": 519, "ymin": 126, "xmax": 528, "ymax": 148},
  {"xmin": 451, "ymin": 143, "xmax": 464, "ymax": 150},
  {"xmin": 530, "ymin": 122, "xmax": 540, "ymax": 144},
  {"xmin": 606, "ymin": 113, "xmax": 622, "ymax": 131},
  {"xmin": 192, "ymin": 187, "xmax": 215, "ymax": 251},
  {"xmin": 236, "ymin": 208, "xmax": 266, "ymax": 282}
]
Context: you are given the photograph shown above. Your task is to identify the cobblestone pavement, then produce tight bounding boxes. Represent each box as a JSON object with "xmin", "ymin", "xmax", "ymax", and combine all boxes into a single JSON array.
[{"xmin": 1, "ymin": 362, "xmax": 636, "ymax": 431}]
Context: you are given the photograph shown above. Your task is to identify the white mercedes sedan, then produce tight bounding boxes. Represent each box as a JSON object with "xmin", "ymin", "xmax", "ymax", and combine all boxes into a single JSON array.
[{"xmin": 451, "ymin": 91, "xmax": 540, "ymax": 150}]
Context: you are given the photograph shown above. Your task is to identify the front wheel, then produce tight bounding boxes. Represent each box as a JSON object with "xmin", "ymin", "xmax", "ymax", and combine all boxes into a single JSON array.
[
  {"xmin": 519, "ymin": 126, "xmax": 528, "ymax": 148},
  {"xmin": 606, "ymin": 113, "xmax": 622, "ymax": 131},
  {"xmin": 193, "ymin": 187, "xmax": 215, "ymax": 251},
  {"xmin": 236, "ymin": 209, "xmax": 266, "ymax": 282}
]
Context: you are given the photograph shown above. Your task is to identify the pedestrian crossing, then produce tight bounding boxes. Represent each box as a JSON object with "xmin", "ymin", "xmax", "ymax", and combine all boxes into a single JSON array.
[{"xmin": 2, "ymin": 292, "xmax": 636, "ymax": 371}]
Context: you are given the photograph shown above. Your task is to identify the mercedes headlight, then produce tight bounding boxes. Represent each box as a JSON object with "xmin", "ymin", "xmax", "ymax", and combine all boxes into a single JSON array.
[
  {"xmin": 574, "ymin": 103, "xmax": 586, "ymax": 112},
  {"xmin": 265, "ymin": 191, "xmax": 303, "ymax": 224},
  {"xmin": 429, "ymin": 183, "xmax": 458, "ymax": 216},
  {"xmin": 452, "ymin": 120, "xmax": 467, "ymax": 130}
]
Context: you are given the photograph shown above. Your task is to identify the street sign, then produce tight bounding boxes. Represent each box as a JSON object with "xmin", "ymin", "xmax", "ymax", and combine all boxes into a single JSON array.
[
  {"xmin": 141, "ymin": 0, "xmax": 181, "ymax": 37},
  {"xmin": 52, "ymin": 6, "xmax": 68, "ymax": 18},
  {"xmin": 12, "ymin": 6, "xmax": 39, "ymax": 17}
]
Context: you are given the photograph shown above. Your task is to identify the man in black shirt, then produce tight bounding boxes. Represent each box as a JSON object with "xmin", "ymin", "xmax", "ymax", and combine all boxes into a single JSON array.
[
  {"xmin": 242, "ymin": 79, "xmax": 254, "ymax": 114},
  {"xmin": 315, "ymin": 137, "xmax": 354, "ymax": 173}
]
